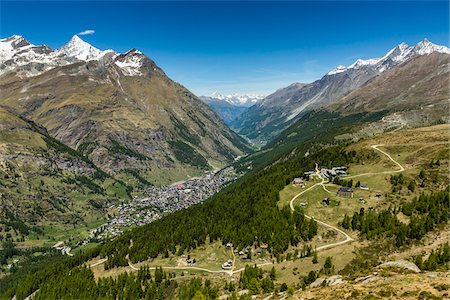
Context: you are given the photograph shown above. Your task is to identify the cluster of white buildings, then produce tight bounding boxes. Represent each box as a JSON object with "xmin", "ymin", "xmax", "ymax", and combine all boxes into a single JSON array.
[{"xmin": 80, "ymin": 168, "xmax": 237, "ymax": 243}]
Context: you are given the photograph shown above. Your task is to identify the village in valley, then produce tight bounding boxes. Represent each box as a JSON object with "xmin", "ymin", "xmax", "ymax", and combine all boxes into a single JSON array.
[{"xmin": 73, "ymin": 167, "xmax": 238, "ymax": 249}]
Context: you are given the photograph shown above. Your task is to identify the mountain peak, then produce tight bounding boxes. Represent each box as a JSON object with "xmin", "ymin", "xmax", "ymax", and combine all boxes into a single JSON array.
[
  {"xmin": 204, "ymin": 92, "xmax": 264, "ymax": 107},
  {"xmin": 0, "ymin": 34, "xmax": 34, "ymax": 63},
  {"xmin": 413, "ymin": 38, "xmax": 449, "ymax": 55},
  {"xmin": 327, "ymin": 39, "xmax": 449, "ymax": 77},
  {"xmin": 57, "ymin": 35, "xmax": 112, "ymax": 61}
]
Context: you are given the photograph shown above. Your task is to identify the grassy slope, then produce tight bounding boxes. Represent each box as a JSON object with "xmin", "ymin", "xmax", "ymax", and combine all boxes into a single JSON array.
[
  {"xmin": 0, "ymin": 107, "xmax": 129, "ymax": 248},
  {"xmin": 0, "ymin": 60, "xmax": 252, "ymax": 183},
  {"xmin": 88, "ymin": 125, "xmax": 449, "ymax": 288}
]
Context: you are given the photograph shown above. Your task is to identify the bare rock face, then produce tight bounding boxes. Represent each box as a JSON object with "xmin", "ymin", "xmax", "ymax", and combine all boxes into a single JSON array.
[
  {"xmin": 377, "ymin": 260, "xmax": 421, "ymax": 273},
  {"xmin": 309, "ymin": 275, "xmax": 347, "ymax": 288}
]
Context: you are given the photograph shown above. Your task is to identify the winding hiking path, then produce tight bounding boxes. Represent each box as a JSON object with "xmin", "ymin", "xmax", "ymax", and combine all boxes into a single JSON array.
[
  {"xmin": 289, "ymin": 165, "xmax": 355, "ymax": 251},
  {"xmin": 345, "ymin": 144, "xmax": 404, "ymax": 179},
  {"xmin": 92, "ymin": 144, "xmax": 404, "ymax": 276},
  {"xmin": 289, "ymin": 144, "xmax": 405, "ymax": 252}
]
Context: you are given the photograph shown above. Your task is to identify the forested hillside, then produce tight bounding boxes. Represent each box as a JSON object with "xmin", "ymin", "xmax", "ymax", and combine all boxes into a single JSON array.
[
  {"xmin": 101, "ymin": 146, "xmax": 355, "ymax": 267},
  {"xmin": 1, "ymin": 141, "xmax": 355, "ymax": 298}
]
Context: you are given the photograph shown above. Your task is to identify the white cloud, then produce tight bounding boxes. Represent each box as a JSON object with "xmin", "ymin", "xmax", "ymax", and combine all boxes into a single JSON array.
[{"xmin": 77, "ymin": 30, "xmax": 95, "ymax": 36}]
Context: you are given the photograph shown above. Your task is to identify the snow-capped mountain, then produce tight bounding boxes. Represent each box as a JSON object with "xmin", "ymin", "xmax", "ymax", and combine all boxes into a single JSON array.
[
  {"xmin": 0, "ymin": 34, "xmax": 145, "ymax": 77},
  {"xmin": 0, "ymin": 35, "xmax": 58, "ymax": 76},
  {"xmin": 327, "ymin": 39, "xmax": 450, "ymax": 75},
  {"xmin": 204, "ymin": 92, "xmax": 264, "ymax": 107},
  {"xmin": 234, "ymin": 39, "xmax": 450, "ymax": 143},
  {"xmin": 0, "ymin": 34, "xmax": 251, "ymax": 184},
  {"xmin": 56, "ymin": 35, "xmax": 113, "ymax": 61},
  {"xmin": 199, "ymin": 93, "xmax": 264, "ymax": 125},
  {"xmin": 114, "ymin": 49, "xmax": 145, "ymax": 76}
]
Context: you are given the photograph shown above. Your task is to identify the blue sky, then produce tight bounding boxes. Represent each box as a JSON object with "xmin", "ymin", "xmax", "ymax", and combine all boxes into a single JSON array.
[{"xmin": 1, "ymin": 1, "xmax": 448, "ymax": 96}]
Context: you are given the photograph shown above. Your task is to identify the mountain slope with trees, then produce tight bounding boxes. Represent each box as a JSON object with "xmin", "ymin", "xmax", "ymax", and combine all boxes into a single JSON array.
[{"xmin": 0, "ymin": 35, "xmax": 252, "ymax": 186}]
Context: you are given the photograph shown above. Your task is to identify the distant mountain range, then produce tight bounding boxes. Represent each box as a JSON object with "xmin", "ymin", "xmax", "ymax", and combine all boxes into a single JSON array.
[
  {"xmin": 200, "ymin": 92, "xmax": 264, "ymax": 125},
  {"xmin": 233, "ymin": 39, "xmax": 450, "ymax": 143}
]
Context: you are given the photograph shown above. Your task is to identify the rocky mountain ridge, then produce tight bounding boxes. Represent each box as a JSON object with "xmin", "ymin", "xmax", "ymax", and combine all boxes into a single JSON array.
[
  {"xmin": 0, "ymin": 34, "xmax": 251, "ymax": 186},
  {"xmin": 233, "ymin": 39, "xmax": 450, "ymax": 143}
]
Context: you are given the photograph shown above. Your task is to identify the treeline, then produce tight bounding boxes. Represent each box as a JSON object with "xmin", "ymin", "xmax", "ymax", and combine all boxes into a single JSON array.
[
  {"xmin": 0, "ymin": 246, "xmax": 101, "ymax": 300},
  {"xmin": 33, "ymin": 266, "xmax": 180, "ymax": 300},
  {"xmin": 0, "ymin": 241, "xmax": 57, "ymax": 267},
  {"xmin": 239, "ymin": 265, "xmax": 276, "ymax": 294},
  {"xmin": 101, "ymin": 146, "xmax": 355, "ymax": 267},
  {"xmin": 414, "ymin": 243, "xmax": 449, "ymax": 271},
  {"xmin": 18, "ymin": 262, "xmax": 221, "ymax": 300},
  {"xmin": 341, "ymin": 188, "xmax": 449, "ymax": 247}
]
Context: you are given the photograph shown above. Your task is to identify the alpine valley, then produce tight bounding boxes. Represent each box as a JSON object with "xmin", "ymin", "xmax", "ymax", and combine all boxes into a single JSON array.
[
  {"xmin": 200, "ymin": 92, "xmax": 264, "ymax": 126},
  {"xmin": 0, "ymin": 34, "xmax": 251, "ymax": 249},
  {"xmin": 233, "ymin": 39, "xmax": 450, "ymax": 144}
]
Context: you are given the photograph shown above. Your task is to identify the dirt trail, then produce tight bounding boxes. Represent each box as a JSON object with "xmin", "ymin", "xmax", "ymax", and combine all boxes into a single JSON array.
[{"xmin": 92, "ymin": 144, "xmax": 405, "ymax": 276}]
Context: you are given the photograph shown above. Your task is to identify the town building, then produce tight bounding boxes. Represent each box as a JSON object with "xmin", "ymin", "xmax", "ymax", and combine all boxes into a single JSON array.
[
  {"xmin": 337, "ymin": 187, "xmax": 354, "ymax": 198},
  {"xmin": 359, "ymin": 183, "xmax": 369, "ymax": 190},
  {"xmin": 222, "ymin": 260, "xmax": 233, "ymax": 270},
  {"xmin": 292, "ymin": 177, "xmax": 305, "ymax": 187}
]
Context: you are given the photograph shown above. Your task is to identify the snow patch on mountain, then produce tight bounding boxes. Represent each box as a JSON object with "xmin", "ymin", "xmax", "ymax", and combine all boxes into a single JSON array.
[
  {"xmin": 114, "ymin": 49, "xmax": 144, "ymax": 76},
  {"xmin": 0, "ymin": 34, "xmax": 146, "ymax": 77},
  {"xmin": 327, "ymin": 39, "xmax": 450, "ymax": 76},
  {"xmin": 56, "ymin": 35, "xmax": 114, "ymax": 61},
  {"xmin": 206, "ymin": 92, "xmax": 265, "ymax": 107}
]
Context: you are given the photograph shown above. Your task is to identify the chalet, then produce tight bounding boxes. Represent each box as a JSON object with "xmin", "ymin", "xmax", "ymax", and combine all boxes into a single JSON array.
[
  {"xmin": 334, "ymin": 166, "xmax": 347, "ymax": 171},
  {"xmin": 304, "ymin": 171, "xmax": 315, "ymax": 177},
  {"xmin": 300, "ymin": 202, "xmax": 307, "ymax": 208},
  {"xmin": 222, "ymin": 260, "xmax": 233, "ymax": 270},
  {"xmin": 292, "ymin": 177, "xmax": 305, "ymax": 187},
  {"xmin": 337, "ymin": 187, "xmax": 353, "ymax": 198},
  {"xmin": 335, "ymin": 169, "xmax": 347, "ymax": 176},
  {"xmin": 359, "ymin": 183, "xmax": 369, "ymax": 190},
  {"xmin": 322, "ymin": 198, "xmax": 330, "ymax": 206},
  {"xmin": 260, "ymin": 243, "xmax": 268, "ymax": 249},
  {"xmin": 226, "ymin": 242, "xmax": 232, "ymax": 249}
]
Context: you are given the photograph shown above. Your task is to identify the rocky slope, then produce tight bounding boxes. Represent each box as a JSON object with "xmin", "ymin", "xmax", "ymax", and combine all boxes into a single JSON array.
[
  {"xmin": 0, "ymin": 107, "xmax": 129, "ymax": 238},
  {"xmin": 0, "ymin": 35, "xmax": 251, "ymax": 185},
  {"xmin": 233, "ymin": 39, "xmax": 450, "ymax": 144}
]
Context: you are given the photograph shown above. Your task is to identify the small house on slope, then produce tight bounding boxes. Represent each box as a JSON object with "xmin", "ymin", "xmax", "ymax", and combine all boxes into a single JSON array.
[{"xmin": 337, "ymin": 187, "xmax": 353, "ymax": 198}]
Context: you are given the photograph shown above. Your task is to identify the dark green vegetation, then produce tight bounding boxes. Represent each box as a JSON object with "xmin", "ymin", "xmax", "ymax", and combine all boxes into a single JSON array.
[
  {"xmin": 168, "ymin": 140, "xmax": 209, "ymax": 169},
  {"xmin": 0, "ymin": 143, "xmax": 355, "ymax": 299},
  {"xmin": 0, "ymin": 118, "xmax": 131, "ymax": 246},
  {"xmin": 0, "ymin": 246, "xmax": 99, "ymax": 299},
  {"xmin": 108, "ymin": 139, "xmax": 151, "ymax": 161},
  {"xmin": 236, "ymin": 110, "xmax": 384, "ymax": 174},
  {"xmin": 341, "ymin": 188, "xmax": 449, "ymax": 247},
  {"xmin": 414, "ymin": 243, "xmax": 450, "ymax": 272},
  {"xmin": 100, "ymin": 146, "xmax": 354, "ymax": 267},
  {"xmin": 238, "ymin": 265, "xmax": 276, "ymax": 294}
]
